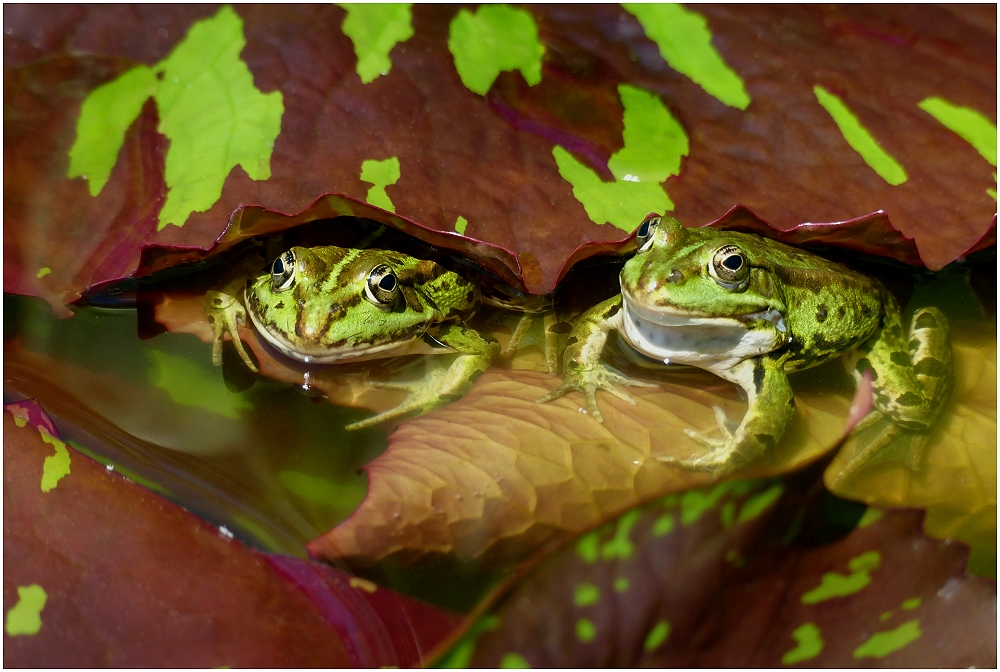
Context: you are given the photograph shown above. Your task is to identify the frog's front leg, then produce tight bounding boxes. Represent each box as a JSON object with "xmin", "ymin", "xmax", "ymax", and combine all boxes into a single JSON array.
[
  {"xmin": 345, "ymin": 324, "xmax": 499, "ymax": 430},
  {"xmin": 659, "ymin": 355, "xmax": 794, "ymax": 476},
  {"xmin": 535, "ymin": 295, "xmax": 657, "ymax": 422},
  {"xmin": 205, "ymin": 278, "xmax": 258, "ymax": 372}
]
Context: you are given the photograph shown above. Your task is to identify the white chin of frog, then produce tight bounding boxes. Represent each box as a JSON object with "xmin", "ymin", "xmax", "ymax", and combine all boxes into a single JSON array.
[{"xmin": 621, "ymin": 297, "xmax": 787, "ymax": 374}]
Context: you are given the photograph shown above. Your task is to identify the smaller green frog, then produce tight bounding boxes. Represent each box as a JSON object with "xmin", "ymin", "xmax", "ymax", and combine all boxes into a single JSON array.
[
  {"xmin": 205, "ymin": 234, "xmax": 498, "ymax": 430},
  {"xmin": 539, "ymin": 214, "xmax": 952, "ymax": 476}
]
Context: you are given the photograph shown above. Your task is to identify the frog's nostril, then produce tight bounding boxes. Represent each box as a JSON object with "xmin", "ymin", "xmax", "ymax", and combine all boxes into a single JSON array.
[{"xmin": 667, "ymin": 269, "xmax": 684, "ymax": 284}]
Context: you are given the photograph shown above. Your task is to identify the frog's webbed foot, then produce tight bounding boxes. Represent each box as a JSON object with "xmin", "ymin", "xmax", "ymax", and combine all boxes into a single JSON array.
[
  {"xmin": 345, "ymin": 371, "xmax": 448, "ymax": 431},
  {"xmin": 828, "ymin": 413, "xmax": 927, "ymax": 488},
  {"xmin": 205, "ymin": 289, "xmax": 257, "ymax": 373},
  {"xmin": 536, "ymin": 364, "xmax": 658, "ymax": 423},
  {"xmin": 346, "ymin": 348, "xmax": 491, "ymax": 431},
  {"xmin": 658, "ymin": 406, "xmax": 741, "ymax": 475}
]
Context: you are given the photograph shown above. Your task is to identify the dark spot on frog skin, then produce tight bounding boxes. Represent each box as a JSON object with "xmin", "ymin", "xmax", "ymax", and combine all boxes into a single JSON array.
[
  {"xmin": 855, "ymin": 357, "xmax": 878, "ymax": 381},
  {"xmin": 550, "ymin": 321, "xmax": 574, "ymax": 334},
  {"xmin": 275, "ymin": 301, "xmax": 284, "ymax": 310},
  {"xmin": 859, "ymin": 303, "xmax": 875, "ymax": 320},
  {"xmin": 811, "ymin": 332, "xmax": 838, "ymax": 353},
  {"xmin": 887, "ymin": 323, "xmax": 903, "ymax": 340},
  {"xmin": 754, "ymin": 433, "xmax": 777, "ymax": 449},
  {"xmin": 327, "ymin": 303, "xmax": 345, "ymax": 319},
  {"xmin": 753, "ymin": 360, "xmax": 765, "ymax": 395},
  {"xmin": 466, "ymin": 290, "xmax": 476, "ymax": 305},
  {"xmin": 602, "ymin": 302, "xmax": 621, "ymax": 320},
  {"xmin": 213, "ymin": 297, "xmax": 223, "ymax": 306},
  {"xmin": 788, "ymin": 397, "xmax": 796, "ymax": 409},
  {"xmin": 837, "ymin": 306, "xmax": 846, "ymax": 319},
  {"xmin": 890, "ymin": 351, "xmax": 911, "ymax": 367},
  {"xmin": 565, "ymin": 335, "xmax": 579, "ymax": 347},
  {"xmin": 815, "ymin": 305, "xmax": 828, "ymax": 323},
  {"xmin": 914, "ymin": 312, "xmax": 938, "ymax": 330},
  {"xmin": 207, "ymin": 315, "xmax": 216, "ymax": 324},
  {"xmin": 908, "ymin": 338, "xmax": 921, "ymax": 352},
  {"xmin": 914, "ymin": 357, "xmax": 947, "ymax": 377},
  {"xmin": 895, "ymin": 391, "xmax": 923, "ymax": 407}
]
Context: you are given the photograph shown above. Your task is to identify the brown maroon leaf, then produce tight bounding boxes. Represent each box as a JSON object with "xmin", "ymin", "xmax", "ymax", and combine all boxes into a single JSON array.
[
  {"xmin": 5, "ymin": 5, "xmax": 994, "ymax": 314},
  {"xmin": 540, "ymin": 4, "xmax": 996, "ymax": 270},
  {"xmin": 436, "ymin": 480, "xmax": 995, "ymax": 668},
  {"xmin": 3, "ymin": 399, "xmax": 461, "ymax": 667},
  {"xmin": 310, "ymin": 362, "xmax": 858, "ymax": 568}
]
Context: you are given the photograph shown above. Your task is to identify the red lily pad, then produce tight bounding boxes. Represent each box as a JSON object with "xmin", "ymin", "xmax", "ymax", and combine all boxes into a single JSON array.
[
  {"xmin": 4, "ymin": 5, "xmax": 994, "ymax": 316},
  {"xmin": 436, "ymin": 478, "xmax": 996, "ymax": 668},
  {"xmin": 3, "ymin": 399, "xmax": 460, "ymax": 667}
]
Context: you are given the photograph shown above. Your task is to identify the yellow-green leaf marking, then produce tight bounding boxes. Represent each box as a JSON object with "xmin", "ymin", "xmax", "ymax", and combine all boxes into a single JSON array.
[
  {"xmin": 155, "ymin": 6, "xmax": 284, "ymax": 229},
  {"xmin": 360, "ymin": 157, "xmax": 401, "ymax": 212},
  {"xmin": 853, "ymin": 620, "xmax": 921, "ymax": 660},
  {"xmin": 39, "ymin": 428, "xmax": 71, "ymax": 492},
  {"xmin": 67, "ymin": 6, "xmax": 284, "ymax": 229},
  {"xmin": 499, "ymin": 653, "xmax": 531, "ymax": 668},
  {"xmin": 68, "ymin": 66, "xmax": 159, "ymax": 196},
  {"xmin": 781, "ymin": 622, "xmax": 823, "ymax": 665},
  {"xmin": 623, "ymin": 4, "xmax": 750, "ymax": 110},
  {"xmin": 575, "ymin": 617, "xmax": 597, "ymax": 642},
  {"xmin": 554, "ymin": 84, "xmax": 686, "ymax": 231},
  {"xmin": 600, "ymin": 509, "xmax": 641, "ymax": 560},
  {"xmin": 801, "ymin": 550, "xmax": 881, "ymax": 604},
  {"xmin": 736, "ymin": 483, "xmax": 784, "ymax": 523},
  {"xmin": 448, "ymin": 5, "xmax": 543, "ymax": 96},
  {"xmin": 4, "ymin": 585, "xmax": 47, "ymax": 636},
  {"xmin": 918, "ymin": 97, "xmax": 997, "ymax": 166},
  {"xmin": 814, "ymin": 85, "xmax": 907, "ymax": 186},
  {"xmin": 339, "ymin": 4, "xmax": 414, "ymax": 84},
  {"xmin": 643, "ymin": 620, "xmax": 671, "ymax": 652},
  {"xmin": 573, "ymin": 582, "xmax": 601, "ymax": 607}
]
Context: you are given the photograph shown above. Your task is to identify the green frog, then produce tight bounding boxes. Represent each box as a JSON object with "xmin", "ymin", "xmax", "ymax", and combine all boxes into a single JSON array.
[
  {"xmin": 538, "ymin": 214, "xmax": 953, "ymax": 476},
  {"xmin": 205, "ymin": 230, "xmax": 498, "ymax": 430}
]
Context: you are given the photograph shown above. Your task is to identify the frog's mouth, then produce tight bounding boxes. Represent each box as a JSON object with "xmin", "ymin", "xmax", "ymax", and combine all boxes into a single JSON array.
[
  {"xmin": 620, "ymin": 295, "xmax": 786, "ymax": 371},
  {"xmin": 245, "ymin": 290, "xmax": 444, "ymax": 364}
]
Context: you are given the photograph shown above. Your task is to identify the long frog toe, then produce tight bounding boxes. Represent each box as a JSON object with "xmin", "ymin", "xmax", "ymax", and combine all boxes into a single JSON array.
[
  {"xmin": 206, "ymin": 291, "xmax": 258, "ymax": 372},
  {"xmin": 658, "ymin": 447, "xmax": 737, "ymax": 476}
]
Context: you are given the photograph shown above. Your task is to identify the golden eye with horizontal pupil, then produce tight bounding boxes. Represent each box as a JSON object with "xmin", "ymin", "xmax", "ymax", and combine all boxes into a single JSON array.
[
  {"xmin": 710, "ymin": 245, "xmax": 749, "ymax": 288},
  {"xmin": 364, "ymin": 264, "xmax": 399, "ymax": 307},
  {"xmin": 636, "ymin": 214, "xmax": 661, "ymax": 252},
  {"xmin": 270, "ymin": 250, "xmax": 296, "ymax": 292}
]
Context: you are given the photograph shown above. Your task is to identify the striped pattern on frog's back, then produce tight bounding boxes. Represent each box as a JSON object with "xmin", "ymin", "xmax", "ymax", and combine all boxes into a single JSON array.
[{"xmin": 245, "ymin": 245, "xmax": 479, "ymax": 362}]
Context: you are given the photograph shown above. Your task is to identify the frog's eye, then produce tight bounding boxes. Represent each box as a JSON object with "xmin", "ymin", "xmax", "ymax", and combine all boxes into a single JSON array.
[
  {"xmin": 636, "ymin": 214, "xmax": 661, "ymax": 252},
  {"xmin": 270, "ymin": 250, "xmax": 296, "ymax": 292},
  {"xmin": 710, "ymin": 245, "xmax": 749, "ymax": 289},
  {"xmin": 364, "ymin": 264, "xmax": 399, "ymax": 308}
]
